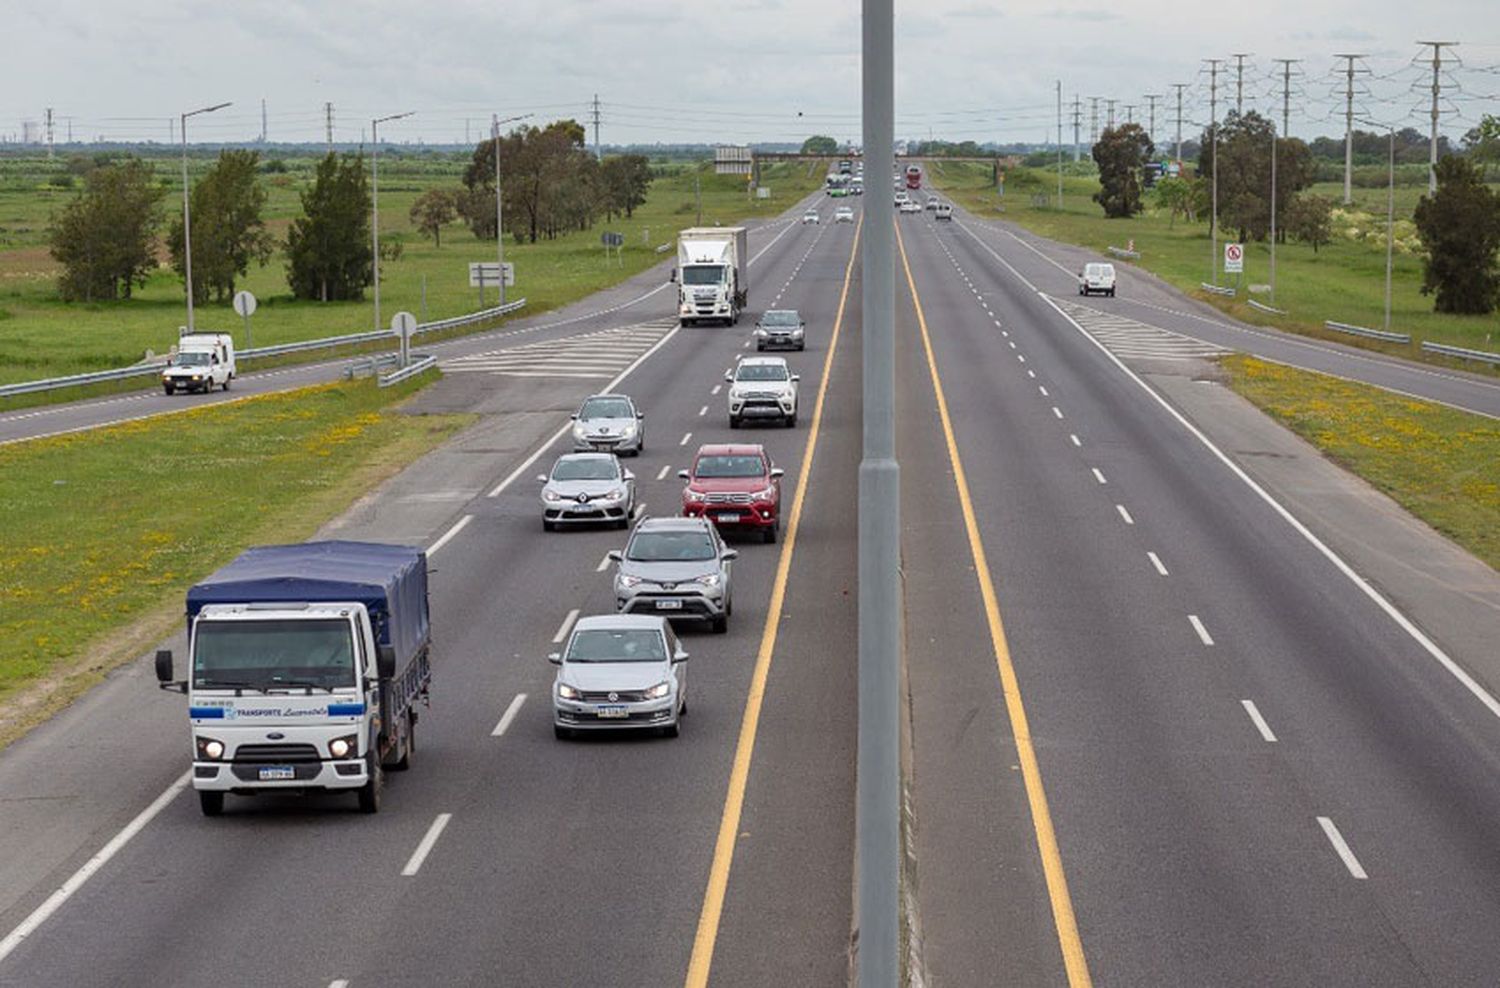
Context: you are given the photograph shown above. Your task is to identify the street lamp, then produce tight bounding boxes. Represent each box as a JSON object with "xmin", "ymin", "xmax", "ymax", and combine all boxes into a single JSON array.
[
  {"xmin": 491, "ymin": 112, "xmax": 532, "ymax": 307},
  {"xmin": 371, "ymin": 111, "xmax": 415, "ymax": 332},
  {"xmin": 180, "ymin": 101, "xmax": 231, "ymax": 334}
]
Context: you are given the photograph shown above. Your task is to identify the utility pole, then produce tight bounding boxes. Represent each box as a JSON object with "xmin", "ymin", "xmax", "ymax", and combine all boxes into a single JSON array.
[
  {"xmin": 45, "ymin": 107, "xmax": 54, "ymax": 158},
  {"xmin": 370, "ymin": 111, "xmax": 415, "ymax": 333},
  {"xmin": 1172, "ymin": 83, "xmax": 1188, "ymax": 163},
  {"xmin": 1124, "ymin": 103, "xmax": 1136, "ymax": 125},
  {"xmin": 1232, "ymin": 53, "xmax": 1253, "ymax": 115},
  {"xmin": 1205, "ymin": 58, "xmax": 1223, "ymax": 287},
  {"xmin": 590, "ymin": 93, "xmax": 602, "ymax": 159},
  {"xmin": 260, "ymin": 98, "xmax": 267, "ymax": 143},
  {"xmin": 1417, "ymin": 41, "xmax": 1458, "ymax": 193},
  {"xmin": 1271, "ymin": 58, "xmax": 1299, "ymax": 136},
  {"xmin": 1334, "ymin": 54, "xmax": 1365, "ymax": 204},
  {"xmin": 1072, "ymin": 95, "xmax": 1082, "ymax": 162},
  {"xmin": 1270, "ymin": 117, "xmax": 1278, "ymax": 305},
  {"xmin": 1089, "ymin": 96, "xmax": 1100, "ymax": 145},
  {"xmin": 324, "ymin": 102, "xmax": 334, "ymax": 153},
  {"xmin": 1056, "ymin": 80, "xmax": 1064, "ymax": 208},
  {"xmin": 1384, "ymin": 127, "xmax": 1395, "ymax": 333},
  {"xmin": 1144, "ymin": 94, "xmax": 1161, "ymax": 147},
  {"xmin": 1105, "ymin": 98, "xmax": 1117, "ymax": 130}
]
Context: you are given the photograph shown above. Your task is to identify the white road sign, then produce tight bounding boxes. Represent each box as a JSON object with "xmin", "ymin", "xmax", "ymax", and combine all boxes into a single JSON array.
[
  {"xmin": 468, "ymin": 262, "xmax": 515, "ymax": 287},
  {"xmin": 1224, "ymin": 243, "xmax": 1244, "ymax": 274},
  {"xmin": 232, "ymin": 290, "xmax": 257, "ymax": 317}
]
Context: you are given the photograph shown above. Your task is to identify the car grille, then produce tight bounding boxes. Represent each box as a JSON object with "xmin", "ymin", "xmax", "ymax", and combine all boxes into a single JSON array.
[
  {"xmin": 705, "ymin": 492, "xmax": 752, "ymax": 504},
  {"xmin": 579, "ymin": 689, "xmax": 648, "ymax": 703},
  {"xmin": 233, "ymin": 743, "xmax": 321, "ymax": 763}
]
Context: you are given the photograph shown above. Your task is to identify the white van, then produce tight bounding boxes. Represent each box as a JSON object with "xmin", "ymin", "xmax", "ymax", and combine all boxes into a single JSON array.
[
  {"xmin": 163, "ymin": 332, "xmax": 236, "ymax": 394},
  {"xmin": 1078, "ymin": 262, "xmax": 1117, "ymax": 298}
]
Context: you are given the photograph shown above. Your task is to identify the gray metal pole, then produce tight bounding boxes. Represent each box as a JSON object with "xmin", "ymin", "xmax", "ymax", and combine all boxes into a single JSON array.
[
  {"xmin": 1270, "ymin": 121, "xmax": 1277, "ymax": 306},
  {"xmin": 1207, "ymin": 60, "xmax": 1221, "ymax": 287},
  {"xmin": 495, "ymin": 115, "xmax": 505, "ymax": 307},
  {"xmin": 181, "ymin": 115, "xmax": 194, "ymax": 334},
  {"xmin": 858, "ymin": 0, "xmax": 899, "ymax": 983},
  {"xmin": 1056, "ymin": 80, "xmax": 1064, "ymax": 208},
  {"xmin": 1385, "ymin": 128, "xmax": 1395, "ymax": 333},
  {"xmin": 372, "ymin": 119, "xmax": 381, "ymax": 332},
  {"xmin": 1336, "ymin": 55, "xmax": 1362, "ymax": 205}
]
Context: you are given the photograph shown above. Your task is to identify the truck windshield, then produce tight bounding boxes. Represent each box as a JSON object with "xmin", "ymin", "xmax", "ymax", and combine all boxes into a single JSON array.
[
  {"xmin": 681, "ymin": 266, "xmax": 724, "ymax": 286},
  {"xmin": 176, "ymin": 352, "xmax": 212, "ymax": 366},
  {"xmin": 194, "ymin": 618, "xmax": 357, "ymax": 690}
]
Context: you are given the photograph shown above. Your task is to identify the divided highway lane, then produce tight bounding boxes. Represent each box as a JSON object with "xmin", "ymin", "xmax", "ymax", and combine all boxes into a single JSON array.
[
  {"xmin": 900, "ymin": 211, "xmax": 1500, "ymax": 985},
  {"xmin": 0, "ymin": 201, "xmax": 863, "ymax": 988},
  {"xmin": 949, "ymin": 207, "xmax": 1500, "ymax": 420},
  {"xmin": 0, "ymin": 196, "xmax": 824, "ymax": 448}
]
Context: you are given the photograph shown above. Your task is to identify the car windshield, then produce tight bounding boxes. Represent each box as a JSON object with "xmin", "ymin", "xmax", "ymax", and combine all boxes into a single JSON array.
[
  {"xmin": 761, "ymin": 311, "xmax": 799, "ymax": 327},
  {"xmin": 627, "ymin": 530, "xmax": 717, "ymax": 561},
  {"xmin": 736, "ymin": 364, "xmax": 789, "ymax": 382},
  {"xmin": 695, "ymin": 455, "xmax": 766, "ymax": 478},
  {"xmin": 566, "ymin": 629, "xmax": 667, "ymax": 663},
  {"xmin": 579, "ymin": 397, "xmax": 632, "ymax": 419},
  {"xmin": 553, "ymin": 458, "xmax": 618, "ymax": 482},
  {"xmin": 177, "ymin": 352, "xmax": 211, "ymax": 366},
  {"xmin": 681, "ymin": 265, "xmax": 723, "ymax": 286},
  {"xmin": 193, "ymin": 618, "xmax": 356, "ymax": 689}
]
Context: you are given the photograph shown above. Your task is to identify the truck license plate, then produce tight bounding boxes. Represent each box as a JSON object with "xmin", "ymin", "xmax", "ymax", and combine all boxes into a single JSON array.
[
  {"xmin": 596, "ymin": 705, "xmax": 628, "ymax": 719},
  {"xmin": 717, "ymin": 513, "xmax": 741, "ymax": 523},
  {"xmin": 655, "ymin": 599, "xmax": 683, "ymax": 610},
  {"xmin": 258, "ymin": 766, "xmax": 295, "ymax": 781}
]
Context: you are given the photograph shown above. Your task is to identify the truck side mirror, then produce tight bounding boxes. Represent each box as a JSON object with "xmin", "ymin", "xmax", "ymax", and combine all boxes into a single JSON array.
[
  {"xmin": 677, "ymin": 469, "xmax": 690, "ymax": 480},
  {"xmin": 376, "ymin": 645, "xmax": 396, "ymax": 679},
  {"xmin": 155, "ymin": 649, "xmax": 173, "ymax": 682}
]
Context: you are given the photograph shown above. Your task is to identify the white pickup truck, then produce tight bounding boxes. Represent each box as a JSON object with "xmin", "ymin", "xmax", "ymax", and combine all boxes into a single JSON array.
[{"xmin": 163, "ymin": 332, "xmax": 235, "ymax": 394}]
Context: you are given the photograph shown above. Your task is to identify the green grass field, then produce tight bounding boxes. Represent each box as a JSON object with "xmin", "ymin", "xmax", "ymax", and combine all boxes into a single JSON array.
[
  {"xmin": 0, "ymin": 374, "xmax": 471, "ymax": 741},
  {"xmin": 0, "ymin": 155, "xmax": 822, "ymax": 385},
  {"xmin": 926, "ymin": 160, "xmax": 1500, "ymax": 369}
]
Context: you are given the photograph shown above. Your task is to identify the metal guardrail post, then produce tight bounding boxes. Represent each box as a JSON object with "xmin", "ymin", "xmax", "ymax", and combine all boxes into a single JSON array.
[
  {"xmin": 1420, "ymin": 340, "xmax": 1500, "ymax": 365},
  {"xmin": 1323, "ymin": 319, "xmax": 1410, "ymax": 344}
]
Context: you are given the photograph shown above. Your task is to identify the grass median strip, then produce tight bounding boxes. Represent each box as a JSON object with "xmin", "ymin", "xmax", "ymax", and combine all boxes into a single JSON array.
[
  {"xmin": 1223, "ymin": 355, "xmax": 1499, "ymax": 570},
  {"xmin": 0, "ymin": 376, "xmax": 471, "ymax": 745}
]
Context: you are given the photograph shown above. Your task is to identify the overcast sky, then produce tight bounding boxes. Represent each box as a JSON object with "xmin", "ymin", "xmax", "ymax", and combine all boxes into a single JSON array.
[{"xmin": 4, "ymin": 0, "xmax": 1498, "ymax": 148}]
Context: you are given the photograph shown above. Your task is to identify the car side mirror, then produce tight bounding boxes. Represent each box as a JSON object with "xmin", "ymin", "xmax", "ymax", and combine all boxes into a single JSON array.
[
  {"xmin": 724, "ymin": 372, "xmax": 733, "ymax": 382},
  {"xmin": 672, "ymin": 650, "xmax": 689, "ymax": 664},
  {"xmin": 677, "ymin": 469, "xmax": 690, "ymax": 480},
  {"xmin": 791, "ymin": 374, "xmax": 800, "ymax": 382},
  {"xmin": 536, "ymin": 474, "xmax": 549, "ymax": 483},
  {"xmin": 570, "ymin": 413, "xmax": 578, "ymax": 421},
  {"xmin": 376, "ymin": 645, "xmax": 396, "ymax": 679},
  {"xmin": 722, "ymin": 549, "xmax": 739, "ymax": 561},
  {"xmin": 548, "ymin": 652, "xmax": 562, "ymax": 665},
  {"xmin": 606, "ymin": 550, "xmax": 623, "ymax": 562},
  {"xmin": 799, "ymin": 322, "xmax": 806, "ymax": 330},
  {"xmin": 770, "ymin": 468, "xmax": 785, "ymax": 479},
  {"xmin": 622, "ymin": 470, "xmax": 635, "ymax": 481},
  {"xmin": 637, "ymin": 412, "xmax": 644, "ymax": 419},
  {"xmin": 155, "ymin": 649, "xmax": 174, "ymax": 682}
]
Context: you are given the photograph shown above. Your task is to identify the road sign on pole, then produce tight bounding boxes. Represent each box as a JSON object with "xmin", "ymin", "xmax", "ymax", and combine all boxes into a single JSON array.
[
  {"xmin": 468, "ymin": 262, "xmax": 514, "ymax": 288},
  {"xmin": 391, "ymin": 310, "xmax": 417, "ymax": 367},
  {"xmin": 232, "ymin": 290, "xmax": 257, "ymax": 350},
  {"xmin": 1224, "ymin": 242, "xmax": 1244, "ymax": 274}
]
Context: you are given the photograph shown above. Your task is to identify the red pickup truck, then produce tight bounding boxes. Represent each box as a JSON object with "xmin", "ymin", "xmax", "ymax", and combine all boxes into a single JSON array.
[{"xmin": 678, "ymin": 444, "xmax": 784, "ymax": 543}]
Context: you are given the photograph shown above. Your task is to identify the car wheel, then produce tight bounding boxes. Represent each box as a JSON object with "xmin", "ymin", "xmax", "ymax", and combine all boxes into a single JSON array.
[
  {"xmin": 554, "ymin": 724, "xmax": 574, "ymax": 741},
  {"xmin": 711, "ymin": 614, "xmax": 728, "ymax": 634},
  {"xmin": 198, "ymin": 791, "xmax": 224, "ymax": 817},
  {"xmin": 756, "ymin": 343, "xmax": 765, "ymax": 352},
  {"xmin": 543, "ymin": 519, "xmax": 555, "ymax": 532},
  {"xmin": 729, "ymin": 416, "xmax": 740, "ymax": 429},
  {"xmin": 222, "ymin": 378, "xmax": 231, "ymax": 391},
  {"xmin": 786, "ymin": 413, "xmax": 797, "ymax": 428},
  {"xmin": 357, "ymin": 754, "xmax": 383, "ymax": 814},
  {"xmin": 661, "ymin": 719, "xmax": 681, "ymax": 738}
]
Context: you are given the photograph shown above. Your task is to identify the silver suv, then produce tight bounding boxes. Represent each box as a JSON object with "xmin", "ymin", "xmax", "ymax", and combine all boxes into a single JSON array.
[
  {"xmin": 571, "ymin": 393, "xmax": 644, "ymax": 455},
  {"xmin": 726, "ymin": 356, "xmax": 799, "ymax": 428},
  {"xmin": 609, "ymin": 517, "xmax": 737, "ymax": 633}
]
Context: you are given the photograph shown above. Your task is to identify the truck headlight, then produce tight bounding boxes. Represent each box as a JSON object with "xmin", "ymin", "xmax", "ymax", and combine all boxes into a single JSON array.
[
  {"xmin": 684, "ymin": 489, "xmax": 706, "ymax": 503},
  {"xmin": 328, "ymin": 734, "xmax": 359, "ymax": 758},
  {"xmin": 196, "ymin": 737, "xmax": 225, "ymax": 760},
  {"xmin": 643, "ymin": 681, "xmax": 671, "ymax": 700},
  {"xmin": 558, "ymin": 683, "xmax": 581, "ymax": 700},
  {"xmin": 753, "ymin": 486, "xmax": 776, "ymax": 501}
]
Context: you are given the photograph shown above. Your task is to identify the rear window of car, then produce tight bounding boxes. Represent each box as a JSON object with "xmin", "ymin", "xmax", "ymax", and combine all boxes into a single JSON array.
[{"xmin": 694, "ymin": 455, "xmax": 766, "ymax": 478}]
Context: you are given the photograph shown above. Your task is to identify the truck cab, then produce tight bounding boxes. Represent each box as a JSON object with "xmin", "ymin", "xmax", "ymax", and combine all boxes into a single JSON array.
[{"xmin": 676, "ymin": 227, "xmax": 748, "ymax": 327}]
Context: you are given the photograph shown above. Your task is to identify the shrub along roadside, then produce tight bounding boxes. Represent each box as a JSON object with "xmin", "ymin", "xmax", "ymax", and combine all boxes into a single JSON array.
[
  {"xmin": 1222, "ymin": 354, "xmax": 1499, "ymax": 571},
  {"xmin": 0, "ymin": 376, "xmax": 472, "ymax": 747}
]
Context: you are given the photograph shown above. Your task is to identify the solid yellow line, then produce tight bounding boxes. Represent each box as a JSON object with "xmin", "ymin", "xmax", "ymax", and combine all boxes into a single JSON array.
[
  {"xmin": 683, "ymin": 217, "xmax": 863, "ymax": 988},
  {"xmin": 895, "ymin": 221, "xmax": 1093, "ymax": 987}
]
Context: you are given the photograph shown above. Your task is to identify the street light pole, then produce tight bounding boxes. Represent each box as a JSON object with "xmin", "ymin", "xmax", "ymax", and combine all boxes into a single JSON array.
[
  {"xmin": 180, "ymin": 101, "xmax": 231, "ymax": 334},
  {"xmin": 371, "ymin": 111, "xmax": 414, "ymax": 333},
  {"xmin": 491, "ymin": 112, "xmax": 532, "ymax": 308},
  {"xmin": 1270, "ymin": 120, "xmax": 1278, "ymax": 306},
  {"xmin": 1385, "ymin": 127, "xmax": 1395, "ymax": 334}
]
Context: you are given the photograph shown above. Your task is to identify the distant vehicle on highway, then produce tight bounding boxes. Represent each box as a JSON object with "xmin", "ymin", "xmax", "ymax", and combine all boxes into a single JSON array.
[
  {"xmin": 900, "ymin": 200, "xmax": 922, "ymax": 214},
  {"xmin": 905, "ymin": 164, "xmax": 922, "ymax": 190},
  {"xmin": 571, "ymin": 393, "xmax": 645, "ymax": 455},
  {"xmin": 679, "ymin": 443, "xmax": 784, "ymax": 542},
  {"xmin": 162, "ymin": 332, "xmax": 235, "ymax": 395},
  {"xmin": 539, "ymin": 453, "xmax": 636, "ymax": 531},
  {"xmin": 754, "ymin": 309, "xmax": 806, "ymax": 351},
  {"xmin": 550, "ymin": 614, "xmax": 689, "ymax": 738},
  {"xmin": 934, "ymin": 203, "xmax": 953, "ymax": 221},
  {"xmin": 676, "ymin": 226, "xmax": 748, "ymax": 326},
  {"xmin": 894, "ymin": 190, "xmax": 911, "ymax": 207},
  {"xmin": 835, "ymin": 206, "xmax": 855, "ymax": 223},
  {"xmin": 926, "ymin": 196, "xmax": 940, "ymax": 210},
  {"xmin": 608, "ymin": 516, "xmax": 736, "ymax": 633},
  {"xmin": 726, "ymin": 356, "xmax": 799, "ymax": 426},
  {"xmin": 1079, "ymin": 262, "xmax": 1118, "ymax": 297},
  {"xmin": 802, "ymin": 208, "xmax": 820, "ymax": 224}
]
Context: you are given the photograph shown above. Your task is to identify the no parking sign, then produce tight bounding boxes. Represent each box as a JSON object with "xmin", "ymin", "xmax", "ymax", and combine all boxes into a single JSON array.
[{"xmin": 1224, "ymin": 243, "xmax": 1244, "ymax": 274}]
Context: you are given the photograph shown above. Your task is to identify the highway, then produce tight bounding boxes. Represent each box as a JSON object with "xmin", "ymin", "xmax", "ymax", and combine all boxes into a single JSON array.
[{"xmin": 2, "ymin": 187, "xmax": 1499, "ymax": 987}]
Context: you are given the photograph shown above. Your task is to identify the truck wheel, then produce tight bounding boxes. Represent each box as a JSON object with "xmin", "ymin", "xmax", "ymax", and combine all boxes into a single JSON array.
[
  {"xmin": 785, "ymin": 413, "xmax": 797, "ymax": 428},
  {"xmin": 710, "ymin": 613, "xmax": 728, "ymax": 634},
  {"xmin": 198, "ymin": 791, "xmax": 224, "ymax": 817},
  {"xmin": 357, "ymin": 755, "xmax": 383, "ymax": 813},
  {"xmin": 763, "ymin": 522, "xmax": 778, "ymax": 544}
]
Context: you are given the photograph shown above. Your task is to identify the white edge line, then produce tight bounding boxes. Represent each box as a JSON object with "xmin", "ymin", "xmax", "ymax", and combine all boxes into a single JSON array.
[
  {"xmin": 492, "ymin": 693, "xmax": 529, "ymax": 737},
  {"xmin": 1188, "ymin": 614, "xmax": 1215, "ymax": 646},
  {"xmin": 1241, "ymin": 699, "xmax": 1278, "ymax": 742},
  {"xmin": 1317, "ymin": 816, "xmax": 1368, "ymax": 880},
  {"xmin": 1035, "ymin": 290, "xmax": 1500, "ymax": 723},
  {"xmin": 0, "ymin": 770, "xmax": 191, "ymax": 963},
  {"xmin": 552, "ymin": 608, "xmax": 580, "ymax": 645},
  {"xmin": 427, "ymin": 514, "xmax": 473, "ymax": 556},
  {"xmin": 400, "ymin": 813, "xmax": 454, "ymax": 877}
]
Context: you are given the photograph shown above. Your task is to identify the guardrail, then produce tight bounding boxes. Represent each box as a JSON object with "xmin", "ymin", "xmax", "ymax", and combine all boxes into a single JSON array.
[
  {"xmin": 0, "ymin": 297, "xmax": 526, "ymax": 402},
  {"xmin": 1324, "ymin": 319, "xmax": 1410, "ymax": 344},
  {"xmin": 1108, "ymin": 246, "xmax": 1141, "ymax": 260},
  {"xmin": 1247, "ymin": 299, "xmax": 1286, "ymax": 315},
  {"xmin": 343, "ymin": 353, "xmax": 402, "ymax": 381},
  {"xmin": 1200, "ymin": 282, "xmax": 1236, "ymax": 297},
  {"xmin": 1420, "ymin": 340, "xmax": 1500, "ymax": 366},
  {"xmin": 379, "ymin": 354, "xmax": 438, "ymax": 388}
]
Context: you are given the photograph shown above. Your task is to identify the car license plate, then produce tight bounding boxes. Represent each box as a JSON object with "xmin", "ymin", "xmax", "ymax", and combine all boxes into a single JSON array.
[
  {"xmin": 655, "ymin": 599, "xmax": 683, "ymax": 610},
  {"xmin": 258, "ymin": 766, "xmax": 295, "ymax": 781},
  {"xmin": 596, "ymin": 705, "xmax": 628, "ymax": 719},
  {"xmin": 717, "ymin": 513, "xmax": 741, "ymax": 523}
]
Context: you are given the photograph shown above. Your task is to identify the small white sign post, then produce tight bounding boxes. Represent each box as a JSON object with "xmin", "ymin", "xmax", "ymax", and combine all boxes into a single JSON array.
[
  {"xmin": 468, "ymin": 262, "xmax": 515, "ymax": 307},
  {"xmin": 233, "ymin": 290, "xmax": 257, "ymax": 350},
  {"xmin": 391, "ymin": 311, "xmax": 417, "ymax": 368},
  {"xmin": 1224, "ymin": 243, "xmax": 1244, "ymax": 274}
]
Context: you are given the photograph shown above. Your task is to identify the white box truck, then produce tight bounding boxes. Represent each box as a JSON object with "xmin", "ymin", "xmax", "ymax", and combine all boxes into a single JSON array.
[
  {"xmin": 162, "ymin": 332, "xmax": 235, "ymax": 395},
  {"xmin": 156, "ymin": 541, "xmax": 432, "ymax": 816},
  {"xmin": 675, "ymin": 227, "xmax": 748, "ymax": 327}
]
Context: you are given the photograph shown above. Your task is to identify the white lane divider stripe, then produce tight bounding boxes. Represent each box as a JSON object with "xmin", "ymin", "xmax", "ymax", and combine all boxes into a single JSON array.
[
  {"xmin": 1147, "ymin": 551, "xmax": 1169, "ymax": 576},
  {"xmin": 1038, "ymin": 385, "xmax": 1049, "ymax": 396},
  {"xmin": 328, "ymin": 980, "xmax": 349, "ymax": 988},
  {"xmin": 1116, "ymin": 504, "xmax": 1135, "ymax": 525},
  {"xmin": 679, "ymin": 432, "xmax": 692, "ymax": 446},
  {"xmin": 1070, "ymin": 434, "xmax": 1082, "ymax": 447},
  {"xmin": 1091, "ymin": 468, "xmax": 1106, "ymax": 485},
  {"xmin": 596, "ymin": 553, "xmax": 612, "ymax": 573},
  {"xmin": 1241, "ymin": 700, "xmax": 1277, "ymax": 742},
  {"xmin": 1317, "ymin": 817, "xmax": 1368, "ymax": 879},
  {"xmin": 656, "ymin": 464, "xmax": 671, "ymax": 481},
  {"xmin": 711, "ymin": 384, "xmax": 722, "ymax": 395},
  {"xmin": 492, "ymin": 694, "xmax": 529, "ymax": 737},
  {"xmin": 1188, "ymin": 614, "xmax": 1215, "ymax": 646},
  {"xmin": 553, "ymin": 608, "xmax": 580, "ymax": 644},
  {"xmin": 1051, "ymin": 406, "xmax": 1063, "ymax": 419},
  {"xmin": 698, "ymin": 405, "xmax": 708, "ymax": 417},
  {"xmin": 427, "ymin": 514, "xmax": 473, "ymax": 556},
  {"xmin": 401, "ymin": 813, "xmax": 453, "ymax": 877}
]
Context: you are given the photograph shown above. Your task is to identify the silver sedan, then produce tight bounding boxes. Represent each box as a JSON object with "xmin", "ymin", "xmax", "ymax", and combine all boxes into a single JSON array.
[
  {"xmin": 550, "ymin": 615, "xmax": 688, "ymax": 738},
  {"xmin": 539, "ymin": 453, "xmax": 636, "ymax": 531}
]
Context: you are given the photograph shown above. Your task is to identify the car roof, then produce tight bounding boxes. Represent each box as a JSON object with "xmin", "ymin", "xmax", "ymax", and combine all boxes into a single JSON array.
[
  {"xmin": 634, "ymin": 515, "xmax": 715, "ymax": 533},
  {"xmin": 554, "ymin": 452, "xmax": 618, "ymax": 464},
  {"xmin": 572, "ymin": 614, "xmax": 668, "ymax": 633},
  {"xmin": 762, "ymin": 309, "xmax": 800, "ymax": 318},
  {"xmin": 582, "ymin": 392, "xmax": 633, "ymax": 403},
  {"xmin": 694, "ymin": 443, "xmax": 767, "ymax": 457}
]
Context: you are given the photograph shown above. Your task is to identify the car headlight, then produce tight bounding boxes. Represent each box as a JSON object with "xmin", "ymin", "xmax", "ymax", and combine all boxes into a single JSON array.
[
  {"xmin": 603, "ymin": 488, "xmax": 624, "ymax": 501},
  {"xmin": 753, "ymin": 486, "xmax": 776, "ymax": 501},
  {"xmin": 684, "ymin": 489, "xmax": 706, "ymax": 503},
  {"xmin": 543, "ymin": 490, "xmax": 564, "ymax": 502},
  {"xmin": 643, "ymin": 681, "xmax": 671, "ymax": 700},
  {"xmin": 558, "ymin": 683, "xmax": 581, "ymax": 700},
  {"xmin": 196, "ymin": 737, "xmax": 225, "ymax": 760},
  {"xmin": 694, "ymin": 573, "xmax": 721, "ymax": 587},
  {"xmin": 572, "ymin": 423, "xmax": 587, "ymax": 438},
  {"xmin": 621, "ymin": 423, "xmax": 637, "ymax": 436},
  {"xmin": 755, "ymin": 328, "xmax": 767, "ymax": 336},
  {"xmin": 328, "ymin": 734, "xmax": 358, "ymax": 758},
  {"xmin": 618, "ymin": 573, "xmax": 643, "ymax": 588}
]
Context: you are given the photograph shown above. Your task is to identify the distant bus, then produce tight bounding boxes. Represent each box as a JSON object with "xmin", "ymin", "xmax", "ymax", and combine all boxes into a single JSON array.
[{"xmin": 905, "ymin": 165, "xmax": 922, "ymax": 190}]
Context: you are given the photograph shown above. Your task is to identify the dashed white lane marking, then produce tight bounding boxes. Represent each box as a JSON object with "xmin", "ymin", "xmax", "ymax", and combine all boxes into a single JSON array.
[
  {"xmin": 1148, "ymin": 551, "xmax": 1169, "ymax": 576},
  {"xmin": 1070, "ymin": 434, "xmax": 1081, "ymax": 447},
  {"xmin": 401, "ymin": 813, "xmax": 454, "ymax": 877},
  {"xmin": 679, "ymin": 432, "xmax": 692, "ymax": 446},
  {"xmin": 631, "ymin": 502, "xmax": 646, "ymax": 521},
  {"xmin": 656, "ymin": 464, "xmax": 671, "ymax": 481},
  {"xmin": 1008, "ymin": 340, "xmax": 1016, "ymax": 349},
  {"xmin": 1017, "ymin": 354, "xmax": 1026, "ymax": 364},
  {"xmin": 1091, "ymin": 467, "xmax": 1106, "ymax": 485},
  {"xmin": 1116, "ymin": 504, "xmax": 1135, "ymax": 525},
  {"xmin": 1051, "ymin": 406, "xmax": 1063, "ymax": 419},
  {"xmin": 742, "ymin": 341, "xmax": 751, "ymax": 349},
  {"xmin": 596, "ymin": 553, "xmax": 612, "ymax": 573},
  {"xmin": 427, "ymin": 514, "xmax": 473, "ymax": 556},
  {"xmin": 492, "ymin": 694, "xmax": 529, "ymax": 737},
  {"xmin": 1241, "ymin": 700, "xmax": 1278, "ymax": 742},
  {"xmin": 1188, "ymin": 614, "xmax": 1215, "ymax": 646},
  {"xmin": 1039, "ymin": 385, "xmax": 1049, "ymax": 396},
  {"xmin": 328, "ymin": 981, "xmax": 349, "ymax": 988},
  {"xmin": 552, "ymin": 608, "xmax": 580, "ymax": 644},
  {"xmin": 1317, "ymin": 817, "xmax": 1368, "ymax": 880},
  {"xmin": 711, "ymin": 384, "xmax": 722, "ymax": 396},
  {"xmin": 698, "ymin": 405, "xmax": 708, "ymax": 417},
  {"xmin": 1027, "ymin": 370, "xmax": 1036, "ymax": 379}
]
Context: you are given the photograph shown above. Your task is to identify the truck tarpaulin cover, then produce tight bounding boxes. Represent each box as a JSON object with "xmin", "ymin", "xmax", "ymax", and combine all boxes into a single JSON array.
[{"xmin": 186, "ymin": 541, "xmax": 430, "ymax": 664}]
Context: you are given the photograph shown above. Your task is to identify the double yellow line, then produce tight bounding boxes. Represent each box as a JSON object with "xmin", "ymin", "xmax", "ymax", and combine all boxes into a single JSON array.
[{"xmin": 683, "ymin": 217, "xmax": 863, "ymax": 988}]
